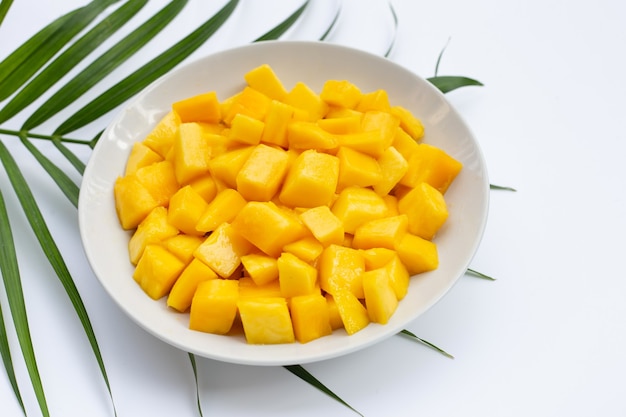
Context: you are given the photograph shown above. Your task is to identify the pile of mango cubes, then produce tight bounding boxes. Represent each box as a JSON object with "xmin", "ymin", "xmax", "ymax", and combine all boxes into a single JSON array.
[{"xmin": 114, "ymin": 64, "xmax": 462, "ymax": 344}]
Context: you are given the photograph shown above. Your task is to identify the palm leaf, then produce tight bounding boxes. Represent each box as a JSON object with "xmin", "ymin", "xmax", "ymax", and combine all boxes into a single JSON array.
[
  {"xmin": 428, "ymin": 75, "xmax": 484, "ymax": 94},
  {"xmin": 0, "ymin": 0, "xmax": 148, "ymax": 124},
  {"xmin": 0, "ymin": 0, "xmax": 12, "ymax": 26},
  {"xmin": 384, "ymin": 1, "xmax": 399, "ymax": 57},
  {"xmin": 399, "ymin": 329, "xmax": 455, "ymax": 359},
  {"xmin": 0, "ymin": 146, "xmax": 49, "ymax": 416},
  {"xmin": 284, "ymin": 365, "xmax": 363, "ymax": 416},
  {"xmin": 254, "ymin": 0, "xmax": 309, "ymax": 42},
  {"xmin": 0, "ymin": 0, "xmax": 120, "ymax": 101},
  {"xmin": 22, "ymin": 0, "xmax": 189, "ymax": 131},
  {"xmin": 319, "ymin": 1, "xmax": 342, "ymax": 41},
  {"xmin": 51, "ymin": 138, "xmax": 86, "ymax": 175},
  {"xmin": 54, "ymin": 0, "xmax": 240, "ymax": 135},
  {"xmin": 0, "ymin": 295, "xmax": 25, "ymax": 416},
  {"xmin": 188, "ymin": 353, "xmax": 204, "ymax": 417},
  {"xmin": 0, "ymin": 140, "xmax": 115, "ymax": 414}
]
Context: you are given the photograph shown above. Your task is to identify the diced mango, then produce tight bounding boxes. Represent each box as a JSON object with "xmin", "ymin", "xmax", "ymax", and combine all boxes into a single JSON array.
[
  {"xmin": 279, "ymin": 149, "xmax": 339, "ymax": 208},
  {"xmin": 320, "ymin": 79, "xmax": 362, "ymax": 109},
  {"xmin": 282, "ymin": 237, "xmax": 324, "ymax": 263},
  {"xmin": 167, "ymin": 258, "xmax": 218, "ymax": 312},
  {"xmin": 389, "ymin": 105, "xmax": 425, "ymax": 140},
  {"xmin": 360, "ymin": 247, "xmax": 397, "ymax": 270},
  {"xmin": 244, "ymin": 64, "xmax": 288, "ymax": 101},
  {"xmin": 394, "ymin": 232, "xmax": 439, "ymax": 275},
  {"xmin": 194, "ymin": 223, "xmax": 252, "ymax": 278},
  {"xmin": 332, "ymin": 289, "xmax": 370, "ymax": 335},
  {"xmin": 172, "ymin": 123, "xmax": 214, "ymax": 185},
  {"xmin": 290, "ymin": 293, "xmax": 332, "ymax": 343},
  {"xmin": 236, "ymin": 144, "xmax": 290, "ymax": 201},
  {"xmin": 383, "ymin": 253, "xmax": 410, "ymax": 300},
  {"xmin": 284, "ymin": 82, "xmax": 329, "ymax": 121},
  {"xmin": 133, "ymin": 244, "xmax": 186, "ymax": 300},
  {"xmin": 360, "ymin": 111, "xmax": 399, "ymax": 151},
  {"xmin": 162, "ymin": 234, "xmax": 204, "ymax": 264},
  {"xmin": 261, "ymin": 99, "xmax": 294, "ymax": 148},
  {"xmin": 134, "ymin": 160, "xmax": 179, "ymax": 207},
  {"xmin": 398, "ymin": 182, "xmax": 449, "ymax": 240},
  {"xmin": 229, "ymin": 113, "xmax": 264, "ymax": 145},
  {"xmin": 356, "ymin": 89, "xmax": 391, "ymax": 112},
  {"xmin": 231, "ymin": 201, "xmax": 308, "ymax": 258},
  {"xmin": 172, "ymin": 91, "xmax": 221, "ymax": 124},
  {"xmin": 167, "ymin": 185, "xmax": 209, "ymax": 236},
  {"xmin": 208, "ymin": 146, "xmax": 254, "ymax": 189},
  {"xmin": 331, "ymin": 187, "xmax": 388, "ymax": 234},
  {"xmin": 324, "ymin": 293, "xmax": 344, "ymax": 330},
  {"xmin": 373, "ymin": 146, "xmax": 409, "ymax": 196},
  {"xmin": 318, "ymin": 244, "xmax": 365, "ymax": 298},
  {"xmin": 128, "ymin": 206, "xmax": 178, "ymax": 265},
  {"xmin": 238, "ymin": 276, "xmax": 282, "ymax": 299},
  {"xmin": 298, "ymin": 205, "xmax": 345, "ymax": 247},
  {"xmin": 335, "ymin": 130, "xmax": 386, "ymax": 158},
  {"xmin": 114, "ymin": 175, "xmax": 159, "ymax": 230},
  {"xmin": 286, "ymin": 121, "xmax": 337, "ymax": 150},
  {"xmin": 195, "ymin": 188, "xmax": 247, "ymax": 234},
  {"xmin": 317, "ymin": 115, "xmax": 362, "ymax": 134},
  {"xmin": 238, "ymin": 297, "xmax": 295, "ymax": 344},
  {"xmin": 362, "ymin": 268, "xmax": 398, "ymax": 324},
  {"xmin": 142, "ymin": 111, "xmax": 180, "ymax": 158},
  {"xmin": 352, "ymin": 214, "xmax": 408, "ymax": 251},
  {"xmin": 392, "ymin": 126, "xmax": 420, "ymax": 161},
  {"xmin": 277, "ymin": 252, "xmax": 318, "ymax": 298},
  {"xmin": 189, "ymin": 279, "xmax": 239, "ymax": 334},
  {"xmin": 224, "ymin": 86, "xmax": 271, "ymax": 124},
  {"xmin": 240, "ymin": 253, "xmax": 279, "ymax": 286},
  {"xmin": 401, "ymin": 143, "xmax": 463, "ymax": 193},
  {"xmin": 125, "ymin": 142, "xmax": 163, "ymax": 176},
  {"xmin": 188, "ymin": 174, "xmax": 217, "ymax": 203},
  {"xmin": 336, "ymin": 146, "xmax": 382, "ymax": 190}
]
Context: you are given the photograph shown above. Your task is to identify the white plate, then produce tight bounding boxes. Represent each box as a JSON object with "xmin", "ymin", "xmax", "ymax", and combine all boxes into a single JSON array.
[{"xmin": 78, "ymin": 40, "xmax": 489, "ymax": 366}]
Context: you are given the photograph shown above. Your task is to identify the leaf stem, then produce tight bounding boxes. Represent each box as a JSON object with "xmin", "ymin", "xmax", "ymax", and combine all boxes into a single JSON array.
[
  {"xmin": 0, "ymin": 128, "xmax": 91, "ymax": 145},
  {"xmin": 466, "ymin": 268, "xmax": 496, "ymax": 281},
  {"xmin": 399, "ymin": 329, "xmax": 455, "ymax": 359}
]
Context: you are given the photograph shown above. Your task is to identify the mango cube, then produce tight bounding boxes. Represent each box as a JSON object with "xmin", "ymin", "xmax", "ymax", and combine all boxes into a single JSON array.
[
  {"xmin": 194, "ymin": 223, "xmax": 252, "ymax": 278},
  {"xmin": 336, "ymin": 146, "xmax": 382, "ymax": 190},
  {"xmin": 352, "ymin": 214, "xmax": 408, "ymax": 250},
  {"xmin": 244, "ymin": 64, "xmax": 288, "ymax": 101},
  {"xmin": 208, "ymin": 146, "xmax": 254, "ymax": 189},
  {"xmin": 238, "ymin": 297, "xmax": 295, "ymax": 344},
  {"xmin": 188, "ymin": 174, "xmax": 217, "ymax": 203},
  {"xmin": 261, "ymin": 99, "xmax": 294, "ymax": 148},
  {"xmin": 401, "ymin": 143, "xmax": 463, "ymax": 193},
  {"xmin": 236, "ymin": 144, "xmax": 289, "ymax": 202},
  {"xmin": 373, "ymin": 146, "xmax": 409, "ymax": 196},
  {"xmin": 282, "ymin": 237, "xmax": 324, "ymax": 263},
  {"xmin": 331, "ymin": 186, "xmax": 388, "ymax": 234},
  {"xmin": 284, "ymin": 81, "xmax": 329, "ymax": 121},
  {"xmin": 231, "ymin": 201, "xmax": 307, "ymax": 258},
  {"xmin": 390, "ymin": 105, "xmax": 425, "ymax": 140},
  {"xmin": 394, "ymin": 232, "xmax": 439, "ymax": 275},
  {"xmin": 238, "ymin": 277, "xmax": 282, "ymax": 299},
  {"xmin": 320, "ymin": 79, "xmax": 362, "ymax": 109},
  {"xmin": 356, "ymin": 89, "xmax": 391, "ymax": 112},
  {"xmin": 172, "ymin": 91, "xmax": 221, "ymax": 124},
  {"xmin": 167, "ymin": 258, "xmax": 218, "ymax": 312},
  {"xmin": 240, "ymin": 253, "xmax": 279, "ymax": 286},
  {"xmin": 383, "ymin": 253, "xmax": 410, "ymax": 300},
  {"xmin": 167, "ymin": 185, "xmax": 209, "ymax": 236},
  {"xmin": 279, "ymin": 149, "xmax": 339, "ymax": 208},
  {"xmin": 290, "ymin": 294, "xmax": 332, "ymax": 343},
  {"xmin": 133, "ymin": 244, "xmax": 186, "ymax": 300},
  {"xmin": 189, "ymin": 279, "xmax": 239, "ymax": 334},
  {"xmin": 277, "ymin": 252, "xmax": 318, "ymax": 298},
  {"xmin": 287, "ymin": 121, "xmax": 337, "ymax": 150},
  {"xmin": 360, "ymin": 247, "xmax": 397, "ymax": 270},
  {"xmin": 392, "ymin": 127, "xmax": 420, "ymax": 160},
  {"xmin": 229, "ymin": 113, "xmax": 264, "ymax": 145},
  {"xmin": 172, "ymin": 123, "xmax": 214, "ymax": 185},
  {"xmin": 114, "ymin": 175, "xmax": 159, "ymax": 230},
  {"xmin": 134, "ymin": 160, "xmax": 179, "ymax": 207},
  {"xmin": 362, "ymin": 268, "xmax": 398, "ymax": 324},
  {"xmin": 128, "ymin": 206, "xmax": 178, "ymax": 265},
  {"xmin": 195, "ymin": 188, "xmax": 247, "ymax": 234},
  {"xmin": 398, "ymin": 182, "xmax": 449, "ymax": 240},
  {"xmin": 298, "ymin": 205, "xmax": 345, "ymax": 247},
  {"xmin": 318, "ymin": 244, "xmax": 365, "ymax": 298},
  {"xmin": 224, "ymin": 86, "xmax": 271, "ymax": 124},
  {"xmin": 162, "ymin": 234, "xmax": 204, "ymax": 264},
  {"xmin": 317, "ymin": 115, "xmax": 362, "ymax": 134},
  {"xmin": 142, "ymin": 111, "xmax": 180, "ymax": 158},
  {"xmin": 324, "ymin": 293, "xmax": 344, "ymax": 330},
  {"xmin": 332, "ymin": 289, "xmax": 370, "ymax": 335},
  {"xmin": 125, "ymin": 142, "xmax": 163, "ymax": 176}
]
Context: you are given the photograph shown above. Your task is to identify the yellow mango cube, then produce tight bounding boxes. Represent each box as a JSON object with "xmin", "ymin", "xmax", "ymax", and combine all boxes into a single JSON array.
[
  {"xmin": 290, "ymin": 293, "xmax": 332, "ymax": 343},
  {"xmin": 194, "ymin": 223, "xmax": 252, "ymax": 278},
  {"xmin": 114, "ymin": 175, "xmax": 159, "ymax": 230},
  {"xmin": 188, "ymin": 174, "xmax": 217, "ymax": 203},
  {"xmin": 382, "ymin": 194, "xmax": 399, "ymax": 216},
  {"xmin": 401, "ymin": 143, "xmax": 463, "ymax": 193},
  {"xmin": 383, "ymin": 253, "xmax": 410, "ymax": 300},
  {"xmin": 238, "ymin": 277, "xmax": 282, "ymax": 299},
  {"xmin": 320, "ymin": 79, "xmax": 362, "ymax": 109},
  {"xmin": 134, "ymin": 160, "xmax": 179, "ymax": 207},
  {"xmin": 298, "ymin": 205, "xmax": 345, "ymax": 247},
  {"xmin": 142, "ymin": 111, "xmax": 181, "ymax": 158},
  {"xmin": 286, "ymin": 121, "xmax": 337, "ymax": 150},
  {"xmin": 208, "ymin": 145, "xmax": 254, "ymax": 189},
  {"xmin": 236, "ymin": 144, "xmax": 290, "ymax": 202},
  {"xmin": 244, "ymin": 64, "xmax": 288, "ymax": 101},
  {"xmin": 128, "ymin": 206, "xmax": 178, "ymax": 265},
  {"xmin": 196, "ymin": 188, "xmax": 247, "ymax": 234},
  {"xmin": 261, "ymin": 99, "xmax": 295, "ymax": 148},
  {"xmin": 356, "ymin": 89, "xmax": 391, "ymax": 112},
  {"xmin": 389, "ymin": 105, "xmax": 425, "ymax": 140},
  {"xmin": 229, "ymin": 113, "xmax": 264, "ymax": 145},
  {"xmin": 277, "ymin": 252, "xmax": 318, "ymax": 298},
  {"xmin": 352, "ymin": 214, "xmax": 408, "ymax": 250},
  {"xmin": 362, "ymin": 268, "xmax": 398, "ymax": 324},
  {"xmin": 317, "ymin": 115, "xmax": 362, "ymax": 134},
  {"xmin": 238, "ymin": 297, "xmax": 295, "ymax": 344},
  {"xmin": 189, "ymin": 279, "xmax": 239, "ymax": 334},
  {"xmin": 392, "ymin": 127, "xmax": 420, "ymax": 161},
  {"xmin": 373, "ymin": 146, "xmax": 409, "ymax": 196},
  {"xmin": 162, "ymin": 234, "xmax": 204, "ymax": 264},
  {"xmin": 279, "ymin": 149, "xmax": 339, "ymax": 208},
  {"xmin": 335, "ymin": 130, "xmax": 387, "ymax": 158},
  {"xmin": 133, "ymin": 244, "xmax": 186, "ymax": 300},
  {"xmin": 172, "ymin": 123, "xmax": 214, "ymax": 185},
  {"xmin": 318, "ymin": 244, "xmax": 365, "ymax": 298},
  {"xmin": 360, "ymin": 247, "xmax": 397, "ymax": 270},
  {"xmin": 125, "ymin": 142, "xmax": 163, "ymax": 176},
  {"xmin": 331, "ymin": 186, "xmax": 388, "ymax": 234},
  {"xmin": 167, "ymin": 185, "xmax": 209, "ymax": 236},
  {"xmin": 284, "ymin": 81, "xmax": 329, "ymax": 121},
  {"xmin": 231, "ymin": 201, "xmax": 308, "ymax": 258},
  {"xmin": 282, "ymin": 237, "xmax": 324, "ymax": 263},
  {"xmin": 172, "ymin": 91, "xmax": 221, "ymax": 124},
  {"xmin": 167, "ymin": 258, "xmax": 218, "ymax": 312},
  {"xmin": 240, "ymin": 253, "xmax": 279, "ymax": 286},
  {"xmin": 394, "ymin": 232, "xmax": 439, "ymax": 275},
  {"xmin": 360, "ymin": 111, "xmax": 399, "ymax": 150},
  {"xmin": 224, "ymin": 86, "xmax": 271, "ymax": 124},
  {"xmin": 398, "ymin": 182, "xmax": 449, "ymax": 240},
  {"xmin": 324, "ymin": 293, "xmax": 344, "ymax": 330},
  {"xmin": 333, "ymin": 289, "xmax": 370, "ymax": 335},
  {"xmin": 336, "ymin": 146, "xmax": 382, "ymax": 190}
]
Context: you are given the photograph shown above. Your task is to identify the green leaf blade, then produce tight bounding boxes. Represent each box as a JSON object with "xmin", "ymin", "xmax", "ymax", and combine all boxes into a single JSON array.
[
  {"xmin": 23, "ymin": 0, "xmax": 189, "ymax": 131},
  {"xmin": 54, "ymin": 0, "xmax": 240, "ymax": 136},
  {"xmin": 428, "ymin": 75, "xmax": 483, "ymax": 94},
  {"xmin": 399, "ymin": 329, "xmax": 455, "ymax": 359},
  {"xmin": 0, "ymin": 0, "xmax": 148, "ymax": 125},
  {"xmin": 0, "ymin": 303, "xmax": 26, "ymax": 416},
  {"xmin": 254, "ymin": 0, "xmax": 309, "ymax": 42},
  {"xmin": 0, "ymin": 0, "xmax": 13, "ymax": 27}
]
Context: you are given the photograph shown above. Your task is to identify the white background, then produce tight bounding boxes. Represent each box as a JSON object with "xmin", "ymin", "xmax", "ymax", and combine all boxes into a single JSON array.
[{"xmin": 0, "ymin": 0, "xmax": 625, "ymax": 416}]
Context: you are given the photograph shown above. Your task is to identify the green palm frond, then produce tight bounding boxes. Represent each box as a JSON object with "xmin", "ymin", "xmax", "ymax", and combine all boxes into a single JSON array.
[{"xmin": 0, "ymin": 0, "xmax": 12, "ymax": 26}]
